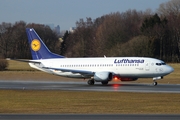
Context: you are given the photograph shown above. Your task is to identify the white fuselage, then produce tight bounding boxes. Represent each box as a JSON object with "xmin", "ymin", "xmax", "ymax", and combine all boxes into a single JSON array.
[{"xmin": 29, "ymin": 57, "xmax": 174, "ymax": 79}]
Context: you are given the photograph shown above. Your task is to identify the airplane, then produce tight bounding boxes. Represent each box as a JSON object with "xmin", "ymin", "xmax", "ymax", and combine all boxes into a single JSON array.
[{"xmin": 25, "ymin": 28, "xmax": 174, "ymax": 86}]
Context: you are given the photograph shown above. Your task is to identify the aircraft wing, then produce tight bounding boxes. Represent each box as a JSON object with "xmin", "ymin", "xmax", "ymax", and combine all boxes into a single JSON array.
[
  {"xmin": 43, "ymin": 67, "xmax": 94, "ymax": 75},
  {"xmin": 10, "ymin": 59, "xmax": 94, "ymax": 75}
]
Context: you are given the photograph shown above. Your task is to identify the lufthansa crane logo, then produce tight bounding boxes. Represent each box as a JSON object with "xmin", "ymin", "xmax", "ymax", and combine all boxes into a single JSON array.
[{"xmin": 31, "ymin": 39, "xmax": 41, "ymax": 51}]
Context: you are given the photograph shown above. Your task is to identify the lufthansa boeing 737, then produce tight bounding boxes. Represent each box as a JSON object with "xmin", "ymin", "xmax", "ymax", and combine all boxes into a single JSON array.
[{"xmin": 25, "ymin": 28, "xmax": 174, "ymax": 86}]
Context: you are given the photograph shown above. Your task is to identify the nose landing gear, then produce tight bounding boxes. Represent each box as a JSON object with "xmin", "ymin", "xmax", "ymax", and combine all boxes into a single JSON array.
[
  {"xmin": 152, "ymin": 76, "xmax": 163, "ymax": 86},
  {"xmin": 153, "ymin": 81, "xmax": 157, "ymax": 86}
]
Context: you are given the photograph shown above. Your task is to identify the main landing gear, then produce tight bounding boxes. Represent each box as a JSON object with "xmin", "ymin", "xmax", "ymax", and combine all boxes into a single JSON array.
[
  {"xmin": 87, "ymin": 79, "xmax": 109, "ymax": 85},
  {"xmin": 87, "ymin": 79, "xmax": 94, "ymax": 85},
  {"xmin": 101, "ymin": 81, "xmax": 109, "ymax": 85}
]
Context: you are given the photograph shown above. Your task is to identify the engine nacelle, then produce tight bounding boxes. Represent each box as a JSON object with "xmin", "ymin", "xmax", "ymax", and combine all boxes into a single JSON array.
[{"xmin": 94, "ymin": 72, "xmax": 113, "ymax": 82}]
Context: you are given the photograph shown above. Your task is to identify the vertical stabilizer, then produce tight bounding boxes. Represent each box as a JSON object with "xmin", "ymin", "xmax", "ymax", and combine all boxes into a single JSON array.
[{"xmin": 26, "ymin": 28, "xmax": 64, "ymax": 60}]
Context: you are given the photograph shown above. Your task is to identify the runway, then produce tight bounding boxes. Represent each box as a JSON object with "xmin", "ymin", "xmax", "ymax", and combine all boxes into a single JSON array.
[
  {"xmin": 0, "ymin": 114, "xmax": 180, "ymax": 120},
  {"xmin": 0, "ymin": 80, "xmax": 180, "ymax": 119},
  {"xmin": 0, "ymin": 80, "xmax": 180, "ymax": 93}
]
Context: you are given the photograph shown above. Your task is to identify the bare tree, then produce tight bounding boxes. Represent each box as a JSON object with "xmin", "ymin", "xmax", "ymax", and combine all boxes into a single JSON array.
[
  {"xmin": 157, "ymin": 0, "xmax": 180, "ymax": 62},
  {"xmin": 157, "ymin": 0, "xmax": 180, "ymax": 17},
  {"xmin": 0, "ymin": 22, "xmax": 12, "ymax": 58}
]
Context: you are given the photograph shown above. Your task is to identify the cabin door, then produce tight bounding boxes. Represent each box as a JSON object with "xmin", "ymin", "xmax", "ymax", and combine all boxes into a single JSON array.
[{"xmin": 145, "ymin": 61, "xmax": 150, "ymax": 71}]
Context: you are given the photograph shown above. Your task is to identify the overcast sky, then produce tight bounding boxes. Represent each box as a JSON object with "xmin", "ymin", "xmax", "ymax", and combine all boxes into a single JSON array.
[{"xmin": 0, "ymin": 0, "xmax": 169, "ymax": 30}]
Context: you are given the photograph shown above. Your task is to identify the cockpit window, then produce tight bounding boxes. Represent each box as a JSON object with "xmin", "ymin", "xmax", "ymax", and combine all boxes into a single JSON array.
[
  {"xmin": 161, "ymin": 62, "xmax": 166, "ymax": 65},
  {"xmin": 156, "ymin": 62, "xmax": 166, "ymax": 66},
  {"xmin": 156, "ymin": 63, "xmax": 161, "ymax": 66}
]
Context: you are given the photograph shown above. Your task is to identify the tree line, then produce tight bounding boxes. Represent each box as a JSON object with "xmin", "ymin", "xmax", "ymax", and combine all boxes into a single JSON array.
[
  {"xmin": 0, "ymin": 21, "xmax": 61, "ymax": 59},
  {"xmin": 0, "ymin": 0, "xmax": 180, "ymax": 62},
  {"xmin": 63, "ymin": 0, "xmax": 180, "ymax": 62}
]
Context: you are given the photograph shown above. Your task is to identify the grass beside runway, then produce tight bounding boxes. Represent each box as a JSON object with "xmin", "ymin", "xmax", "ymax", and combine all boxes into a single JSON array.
[
  {"xmin": 0, "ymin": 60, "xmax": 180, "ymax": 114},
  {"xmin": 0, "ymin": 90, "xmax": 180, "ymax": 114}
]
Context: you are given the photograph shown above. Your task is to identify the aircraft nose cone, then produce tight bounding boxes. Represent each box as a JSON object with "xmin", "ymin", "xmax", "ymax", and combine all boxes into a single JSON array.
[{"xmin": 167, "ymin": 65, "xmax": 174, "ymax": 73}]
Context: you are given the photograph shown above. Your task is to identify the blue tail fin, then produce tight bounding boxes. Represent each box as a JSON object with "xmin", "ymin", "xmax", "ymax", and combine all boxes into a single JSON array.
[{"xmin": 26, "ymin": 28, "xmax": 65, "ymax": 60}]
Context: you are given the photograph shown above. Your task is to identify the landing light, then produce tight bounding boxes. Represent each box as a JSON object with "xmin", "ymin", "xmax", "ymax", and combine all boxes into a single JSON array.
[{"xmin": 113, "ymin": 76, "xmax": 120, "ymax": 81}]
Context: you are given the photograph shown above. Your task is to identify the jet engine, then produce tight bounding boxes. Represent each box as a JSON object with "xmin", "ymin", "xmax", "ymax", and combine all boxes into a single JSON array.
[{"xmin": 94, "ymin": 72, "xmax": 113, "ymax": 82}]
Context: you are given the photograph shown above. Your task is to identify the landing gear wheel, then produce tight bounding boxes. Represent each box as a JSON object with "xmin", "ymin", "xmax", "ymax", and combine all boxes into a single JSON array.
[
  {"xmin": 87, "ymin": 79, "xmax": 94, "ymax": 85},
  {"xmin": 153, "ymin": 81, "xmax": 157, "ymax": 86},
  {"xmin": 101, "ymin": 81, "xmax": 108, "ymax": 85}
]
